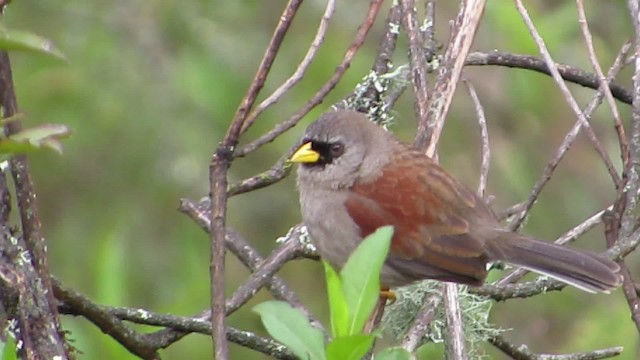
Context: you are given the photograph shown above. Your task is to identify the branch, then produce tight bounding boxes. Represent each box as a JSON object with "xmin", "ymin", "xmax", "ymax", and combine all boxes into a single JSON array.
[
  {"xmin": 504, "ymin": 41, "xmax": 631, "ymax": 232},
  {"xmin": 575, "ymin": 0, "xmax": 629, "ymax": 167},
  {"xmin": 0, "ymin": 51, "xmax": 68, "ymax": 358},
  {"xmin": 489, "ymin": 335, "xmax": 623, "ymax": 360},
  {"xmin": 514, "ymin": 0, "xmax": 621, "ymax": 192},
  {"xmin": 416, "ymin": 0, "xmax": 488, "ymax": 155},
  {"xmin": 400, "ymin": 292, "xmax": 442, "ymax": 353},
  {"xmin": 240, "ymin": 0, "xmax": 337, "ymax": 134},
  {"xmin": 235, "ymin": 0, "xmax": 385, "ymax": 157},
  {"xmin": 400, "ymin": 0, "xmax": 430, "ymax": 132},
  {"xmin": 55, "ymin": 279, "xmax": 297, "ymax": 360},
  {"xmin": 443, "ymin": 284, "xmax": 467, "ymax": 360},
  {"xmin": 465, "ymin": 51, "xmax": 632, "ymax": 105}
]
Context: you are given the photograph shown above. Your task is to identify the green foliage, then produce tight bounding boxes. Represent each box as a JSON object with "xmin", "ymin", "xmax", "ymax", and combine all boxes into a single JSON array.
[
  {"xmin": 322, "ymin": 261, "xmax": 349, "ymax": 338},
  {"xmin": 0, "ymin": 23, "xmax": 71, "ymax": 159},
  {"xmin": 0, "ymin": 123, "xmax": 72, "ymax": 160},
  {"xmin": 254, "ymin": 226, "xmax": 412, "ymax": 360},
  {"xmin": 374, "ymin": 347, "xmax": 413, "ymax": 360},
  {"xmin": 0, "ymin": 337, "xmax": 17, "ymax": 360},
  {"xmin": 340, "ymin": 226, "xmax": 393, "ymax": 335},
  {"xmin": 253, "ymin": 301, "xmax": 327, "ymax": 360},
  {"xmin": 0, "ymin": 24, "xmax": 65, "ymax": 61}
]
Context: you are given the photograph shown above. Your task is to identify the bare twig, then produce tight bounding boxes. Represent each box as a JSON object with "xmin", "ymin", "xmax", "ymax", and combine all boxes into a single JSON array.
[
  {"xmin": 401, "ymin": 292, "xmax": 442, "ymax": 353},
  {"xmin": 443, "ymin": 284, "xmax": 467, "ymax": 360},
  {"xmin": 464, "ymin": 80, "xmax": 489, "ymax": 197},
  {"xmin": 506, "ymin": 41, "xmax": 631, "ymax": 232},
  {"xmin": 0, "ymin": 51, "xmax": 68, "ymax": 358},
  {"xmin": 603, "ymin": 210, "xmax": 640, "ymax": 333},
  {"xmin": 353, "ymin": 1, "xmax": 403, "ymax": 116},
  {"xmin": 362, "ymin": 296, "xmax": 388, "ymax": 360},
  {"xmin": 415, "ymin": 0, "xmax": 488, "ymax": 155},
  {"xmin": 236, "ymin": 0, "xmax": 385, "ymax": 157},
  {"xmin": 241, "ymin": 0, "xmax": 337, "ymax": 133},
  {"xmin": 178, "ymin": 199, "xmax": 323, "ymax": 331},
  {"xmin": 208, "ymin": 2, "xmax": 306, "ymax": 356},
  {"xmin": 575, "ymin": 0, "xmax": 629, "ymax": 167},
  {"xmin": 225, "ymin": 239, "xmax": 304, "ymax": 315},
  {"xmin": 56, "ymin": 282, "xmax": 297, "ymax": 360},
  {"xmin": 514, "ymin": 0, "xmax": 621, "ymax": 197},
  {"xmin": 53, "ymin": 279, "xmax": 159, "ymax": 359},
  {"xmin": 465, "ymin": 51, "xmax": 632, "ymax": 105},
  {"xmin": 400, "ymin": 0, "xmax": 430, "ymax": 131},
  {"xmin": 616, "ymin": 0, "xmax": 640, "ymax": 334},
  {"xmin": 489, "ymin": 335, "xmax": 623, "ymax": 360}
]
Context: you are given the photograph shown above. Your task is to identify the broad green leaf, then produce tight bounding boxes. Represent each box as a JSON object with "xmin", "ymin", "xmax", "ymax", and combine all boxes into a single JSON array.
[
  {"xmin": 323, "ymin": 261, "xmax": 349, "ymax": 338},
  {"xmin": 1, "ymin": 338, "xmax": 17, "ymax": 360},
  {"xmin": 253, "ymin": 301, "xmax": 326, "ymax": 360},
  {"xmin": 0, "ymin": 124, "xmax": 72, "ymax": 155},
  {"xmin": 374, "ymin": 347, "xmax": 414, "ymax": 360},
  {"xmin": 326, "ymin": 335, "xmax": 375, "ymax": 360},
  {"xmin": 341, "ymin": 226, "xmax": 393, "ymax": 335},
  {"xmin": 0, "ymin": 27, "xmax": 66, "ymax": 60}
]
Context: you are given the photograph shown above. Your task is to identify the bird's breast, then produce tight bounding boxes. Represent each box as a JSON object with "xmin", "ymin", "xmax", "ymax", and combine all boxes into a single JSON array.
[{"xmin": 299, "ymin": 187, "xmax": 363, "ymax": 270}]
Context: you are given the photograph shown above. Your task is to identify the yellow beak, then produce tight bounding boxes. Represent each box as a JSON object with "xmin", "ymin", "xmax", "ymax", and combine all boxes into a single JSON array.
[{"xmin": 289, "ymin": 142, "xmax": 320, "ymax": 163}]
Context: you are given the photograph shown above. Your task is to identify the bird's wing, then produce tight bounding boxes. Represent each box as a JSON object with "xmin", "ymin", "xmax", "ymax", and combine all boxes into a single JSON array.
[{"xmin": 345, "ymin": 149, "xmax": 493, "ymax": 283}]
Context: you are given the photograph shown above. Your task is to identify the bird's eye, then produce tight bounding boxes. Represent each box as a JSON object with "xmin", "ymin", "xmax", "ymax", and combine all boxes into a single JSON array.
[{"xmin": 329, "ymin": 143, "xmax": 344, "ymax": 158}]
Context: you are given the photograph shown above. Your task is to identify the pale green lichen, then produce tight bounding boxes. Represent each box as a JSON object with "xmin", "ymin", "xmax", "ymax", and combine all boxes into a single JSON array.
[
  {"xmin": 382, "ymin": 281, "xmax": 505, "ymax": 359},
  {"xmin": 336, "ymin": 64, "xmax": 410, "ymax": 129}
]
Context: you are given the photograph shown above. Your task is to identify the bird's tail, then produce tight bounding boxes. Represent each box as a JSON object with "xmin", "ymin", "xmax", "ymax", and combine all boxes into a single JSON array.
[{"xmin": 487, "ymin": 230, "xmax": 622, "ymax": 293}]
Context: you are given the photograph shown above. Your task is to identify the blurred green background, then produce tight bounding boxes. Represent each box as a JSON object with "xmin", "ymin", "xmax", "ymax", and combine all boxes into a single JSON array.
[{"xmin": 3, "ymin": 0, "xmax": 638, "ymax": 359}]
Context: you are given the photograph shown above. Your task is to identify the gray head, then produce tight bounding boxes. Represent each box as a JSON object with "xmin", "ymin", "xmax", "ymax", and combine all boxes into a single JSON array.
[{"xmin": 290, "ymin": 110, "xmax": 396, "ymax": 190}]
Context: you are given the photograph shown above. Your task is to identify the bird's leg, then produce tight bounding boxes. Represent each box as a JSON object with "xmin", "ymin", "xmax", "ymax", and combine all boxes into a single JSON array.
[{"xmin": 380, "ymin": 288, "xmax": 397, "ymax": 304}]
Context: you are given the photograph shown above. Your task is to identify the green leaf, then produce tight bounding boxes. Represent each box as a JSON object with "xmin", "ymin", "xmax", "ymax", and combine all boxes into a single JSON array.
[
  {"xmin": 0, "ymin": 124, "xmax": 72, "ymax": 155},
  {"xmin": 1, "ymin": 337, "xmax": 17, "ymax": 360},
  {"xmin": 0, "ymin": 27, "xmax": 66, "ymax": 61},
  {"xmin": 253, "ymin": 301, "xmax": 326, "ymax": 360},
  {"xmin": 374, "ymin": 347, "xmax": 413, "ymax": 360},
  {"xmin": 326, "ymin": 335, "xmax": 375, "ymax": 360},
  {"xmin": 341, "ymin": 226, "xmax": 393, "ymax": 335},
  {"xmin": 323, "ymin": 261, "xmax": 350, "ymax": 338}
]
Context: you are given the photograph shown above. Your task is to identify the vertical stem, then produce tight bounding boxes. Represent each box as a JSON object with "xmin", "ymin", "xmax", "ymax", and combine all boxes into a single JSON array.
[
  {"xmin": 209, "ymin": 150, "xmax": 231, "ymax": 360},
  {"xmin": 443, "ymin": 284, "xmax": 467, "ymax": 360}
]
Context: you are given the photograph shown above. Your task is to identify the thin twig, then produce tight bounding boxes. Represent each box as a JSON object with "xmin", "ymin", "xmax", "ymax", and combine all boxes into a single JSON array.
[
  {"xmin": 603, "ymin": 210, "xmax": 640, "ymax": 333},
  {"xmin": 240, "ymin": 0, "xmax": 337, "ymax": 134},
  {"xmin": 443, "ymin": 283, "xmax": 467, "ymax": 360},
  {"xmin": 236, "ymin": 0, "xmax": 385, "ymax": 157},
  {"xmin": 56, "ymin": 284, "xmax": 297, "ymax": 360},
  {"xmin": 401, "ymin": 292, "xmax": 442, "ymax": 353},
  {"xmin": 464, "ymin": 80, "xmax": 489, "ymax": 197},
  {"xmin": 52, "ymin": 279, "xmax": 159, "ymax": 359},
  {"xmin": 416, "ymin": 0, "xmax": 488, "ymax": 155},
  {"xmin": 514, "ymin": 0, "xmax": 621, "ymax": 200},
  {"xmin": 178, "ymin": 199, "xmax": 323, "ymax": 331},
  {"xmin": 362, "ymin": 296, "xmax": 388, "ymax": 360},
  {"xmin": 575, "ymin": 0, "xmax": 629, "ymax": 168},
  {"xmin": 506, "ymin": 41, "xmax": 631, "ymax": 232},
  {"xmin": 400, "ymin": 0, "xmax": 430, "ymax": 131},
  {"xmin": 225, "ymin": 239, "xmax": 304, "ymax": 315},
  {"xmin": 208, "ymin": 2, "xmax": 305, "ymax": 356},
  {"xmin": 465, "ymin": 51, "xmax": 632, "ymax": 105},
  {"xmin": 489, "ymin": 335, "xmax": 623, "ymax": 360},
  {"xmin": 617, "ymin": 0, "xmax": 640, "ymax": 334}
]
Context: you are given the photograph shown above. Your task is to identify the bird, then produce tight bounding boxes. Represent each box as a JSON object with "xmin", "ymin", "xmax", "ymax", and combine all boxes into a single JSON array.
[{"xmin": 289, "ymin": 109, "xmax": 622, "ymax": 293}]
